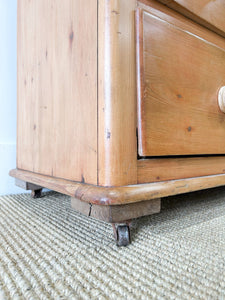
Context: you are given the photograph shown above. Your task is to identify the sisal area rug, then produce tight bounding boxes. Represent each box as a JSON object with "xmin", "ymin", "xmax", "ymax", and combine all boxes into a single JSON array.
[{"xmin": 0, "ymin": 188, "xmax": 225, "ymax": 299}]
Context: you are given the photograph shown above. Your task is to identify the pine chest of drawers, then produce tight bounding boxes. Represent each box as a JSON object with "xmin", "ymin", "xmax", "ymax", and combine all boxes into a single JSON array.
[{"xmin": 11, "ymin": 0, "xmax": 225, "ymax": 245}]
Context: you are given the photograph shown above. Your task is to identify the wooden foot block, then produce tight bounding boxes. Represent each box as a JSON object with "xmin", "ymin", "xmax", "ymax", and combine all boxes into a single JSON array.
[
  {"xmin": 71, "ymin": 197, "xmax": 161, "ymax": 223},
  {"xmin": 15, "ymin": 178, "xmax": 43, "ymax": 191}
]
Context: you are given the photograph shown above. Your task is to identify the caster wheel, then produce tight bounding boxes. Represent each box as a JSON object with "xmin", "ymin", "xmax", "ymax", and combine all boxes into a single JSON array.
[
  {"xmin": 31, "ymin": 188, "xmax": 43, "ymax": 199},
  {"xmin": 116, "ymin": 225, "xmax": 131, "ymax": 247}
]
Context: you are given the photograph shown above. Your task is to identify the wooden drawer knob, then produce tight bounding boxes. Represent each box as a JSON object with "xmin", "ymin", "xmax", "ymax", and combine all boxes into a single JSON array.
[{"xmin": 218, "ymin": 86, "xmax": 225, "ymax": 113}]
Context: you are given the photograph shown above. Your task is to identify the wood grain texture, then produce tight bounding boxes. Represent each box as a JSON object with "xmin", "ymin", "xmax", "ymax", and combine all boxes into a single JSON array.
[
  {"xmin": 9, "ymin": 169, "xmax": 225, "ymax": 206},
  {"xmin": 138, "ymin": 157, "xmax": 225, "ymax": 183},
  {"xmin": 71, "ymin": 197, "xmax": 161, "ymax": 223},
  {"xmin": 155, "ymin": 0, "xmax": 225, "ymax": 38},
  {"xmin": 136, "ymin": 6, "xmax": 225, "ymax": 156},
  {"xmin": 138, "ymin": 0, "xmax": 225, "ymax": 49},
  {"xmin": 98, "ymin": 0, "xmax": 138, "ymax": 186},
  {"xmin": 17, "ymin": 0, "xmax": 98, "ymax": 184}
]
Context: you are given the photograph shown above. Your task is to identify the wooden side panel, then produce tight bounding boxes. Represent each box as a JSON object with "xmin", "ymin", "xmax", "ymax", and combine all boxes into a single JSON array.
[
  {"xmin": 136, "ymin": 6, "xmax": 225, "ymax": 156},
  {"xmin": 155, "ymin": 0, "xmax": 225, "ymax": 37},
  {"xmin": 138, "ymin": 157, "xmax": 225, "ymax": 183},
  {"xmin": 17, "ymin": 0, "xmax": 98, "ymax": 184},
  {"xmin": 98, "ymin": 0, "xmax": 138, "ymax": 187}
]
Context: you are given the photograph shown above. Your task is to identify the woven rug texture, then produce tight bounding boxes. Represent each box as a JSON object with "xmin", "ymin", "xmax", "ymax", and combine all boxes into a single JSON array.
[{"xmin": 0, "ymin": 188, "xmax": 225, "ymax": 299}]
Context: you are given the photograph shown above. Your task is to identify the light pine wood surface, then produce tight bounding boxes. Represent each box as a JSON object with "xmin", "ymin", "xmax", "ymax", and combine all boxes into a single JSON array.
[
  {"xmin": 98, "ymin": 0, "xmax": 138, "ymax": 186},
  {"xmin": 155, "ymin": 0, "xmax": 225, "ymax": 38},
  {"xmin": 136, "ymin": 5, "xmax": 225, "ymax": 156},
  {"xmin": 138, "ymin": 0, "xmax": 225, "ymax": 50},
  {"xmin": 13, "ymin": 0, "xmax": 225, "ymax": 208},
  {"xmin": 138, "ymin": 157, "xmax": 225, "ymax": 183},
  {"xmin": 9, "ymin": 168, "xmax": 225, "ymax": 206},
  {"xmin": 17, "ymin": 0, "xmax": 98, "ymax": 184}
]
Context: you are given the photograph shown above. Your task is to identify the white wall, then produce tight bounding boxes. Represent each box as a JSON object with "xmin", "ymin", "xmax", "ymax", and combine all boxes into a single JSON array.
[{"xmin": 0, "ymin": 0, "xmax": 21, "ymax": 195}]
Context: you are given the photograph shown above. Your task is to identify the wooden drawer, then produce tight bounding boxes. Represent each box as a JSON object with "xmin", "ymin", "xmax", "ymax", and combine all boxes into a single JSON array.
[
  {"xmin": 136, "ymin": 4, "xmax": 225, "ymax": 156},
  {"xmin": 157, "ymin": 0, "xmax": 225, "ymax": 37}
]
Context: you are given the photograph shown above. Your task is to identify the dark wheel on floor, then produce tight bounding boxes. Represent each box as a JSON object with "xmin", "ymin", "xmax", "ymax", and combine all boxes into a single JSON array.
[
  {"xmin": 116, "ymin": 225, "xmax": 131, "ymax": 247},
  {"xmin": 31, "ymin": 188, "xmax": 43, "ymax": 199}
]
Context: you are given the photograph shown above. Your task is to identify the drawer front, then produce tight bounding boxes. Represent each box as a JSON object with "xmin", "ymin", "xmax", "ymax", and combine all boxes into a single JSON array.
[
  {"xmin": 157, "ymin": 0, "xmax": 225, "ymax": 37},
  {"xmin": 136, "ymin": 6, "xmax": 225, "ymax": 156}
]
